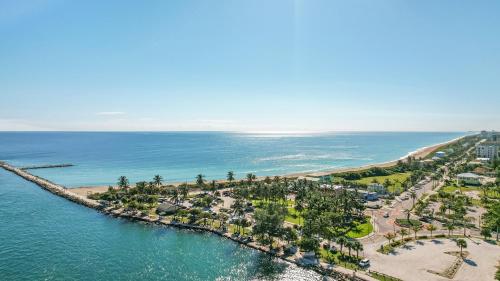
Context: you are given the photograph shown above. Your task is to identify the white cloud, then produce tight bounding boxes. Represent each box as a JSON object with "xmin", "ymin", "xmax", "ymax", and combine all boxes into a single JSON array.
[
  {"xmin": 95, "ymin": 111, "xmax": 126, "ymax": 116},
  {"xmin": 0, "ymin": 118, "xmax": 54, "ymax": 131}
]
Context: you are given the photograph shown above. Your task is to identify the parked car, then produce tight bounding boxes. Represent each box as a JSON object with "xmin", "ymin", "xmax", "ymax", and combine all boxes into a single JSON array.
[
  {"xmin": 359, "ymin": 259, "xmax": 370, "ymax": 268},
  {"xmin": 419, "ymin": 216, "xmax": 431, "ymax": 223},
  {"xmin": 329, "ymin": 245, "xmax": 337, "ymax": 252},
  {"xmin": 383, "ymin": 212, "xmax": 389, "ymax": 218}
]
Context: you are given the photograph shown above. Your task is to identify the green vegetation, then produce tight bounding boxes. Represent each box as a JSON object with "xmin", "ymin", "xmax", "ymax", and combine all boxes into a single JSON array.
[
  {"xmin": 319, "ymin": 247, "xmax": 360, "ymax": 270},
  {"xmin": 355, "ymin": 172, "xmax": 411, "ymax": 193},
  {"xmin": 87, "ymin": 134, "xmax": 486, "ymax": 274},
  {"xmin": 369, "ymin": 270, "xmax": 403, "ymax": 281},
  {"xmin": 346, "ymin": 218, "xmax": 373, "ymax": 238},
  {"xmin": 285, "ymin": 206, "xmax": 302, "ymax": 225},
  {"xmin": 441, "ymin": 185, "xmax": 500, "ymax": 199},
  {"xmin": 395, "ymin": 218, "xmax": 421, "ymax": 228},
  {"xmin": 482, "ymin": 201, "xmax": 500, "ymax": 241},
  {"xmin": 253, "ymin": 202, "xmax": 287, "ymax": 248},
  {"xmin": 456, "ymin": 238, "xmax": 467, "ymax": 256}
]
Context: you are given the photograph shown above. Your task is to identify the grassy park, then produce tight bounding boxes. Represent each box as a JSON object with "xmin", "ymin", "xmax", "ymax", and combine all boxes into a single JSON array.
[{"xmin": 355, "ymin": 172, "xmax": 411, "ymax": 193}]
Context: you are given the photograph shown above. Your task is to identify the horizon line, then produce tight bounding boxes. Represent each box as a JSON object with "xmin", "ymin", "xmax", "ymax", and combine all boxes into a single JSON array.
[{"xmin": 0, "ymin": 130, "xmax": 478, "ymax": 133}]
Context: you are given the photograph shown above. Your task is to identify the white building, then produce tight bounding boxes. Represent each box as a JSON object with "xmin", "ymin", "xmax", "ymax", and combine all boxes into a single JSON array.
[
  {"xmin": 456, "ymin": 172, "xmax": 481, "ymax": 185},
  {"xmin": 367, "ymin": 183, "xmax": 387, "ymax": 194},
  {"xmin": 476, "ymin": 143, "xmax": 498, "ymax": 159},
  {"xmin": 435, "ymin": 151, "xmax": 446, "ymax": 158}
]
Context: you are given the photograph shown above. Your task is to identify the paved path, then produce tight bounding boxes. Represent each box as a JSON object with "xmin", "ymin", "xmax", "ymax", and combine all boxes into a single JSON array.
[{"xmin": 366, "ymin": 238, "xmax": 500, "ymax": 281}]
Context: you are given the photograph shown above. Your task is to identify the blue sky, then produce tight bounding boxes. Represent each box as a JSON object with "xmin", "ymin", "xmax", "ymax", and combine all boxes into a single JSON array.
[{"xmin": 1, "ymin": 0, "xmax": 499, "ymax": 131}]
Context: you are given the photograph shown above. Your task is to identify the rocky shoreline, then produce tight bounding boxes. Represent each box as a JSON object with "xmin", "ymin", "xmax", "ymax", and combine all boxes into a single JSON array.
[{"xmin": 0, "ymin": 160, "xmax": 373, "ymax": 281}]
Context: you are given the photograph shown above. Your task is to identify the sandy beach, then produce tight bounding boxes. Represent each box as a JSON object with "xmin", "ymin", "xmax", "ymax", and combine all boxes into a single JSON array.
[{"xmin": 294, "ymin": 135, "xmax": 465, "ymax": 177}]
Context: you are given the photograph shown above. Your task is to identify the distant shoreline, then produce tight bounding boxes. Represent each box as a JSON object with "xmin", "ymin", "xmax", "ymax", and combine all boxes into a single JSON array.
[
  {"xmin": 70, "ymin": 134, "xmax": 469, "ymax": 197},
  {"xmin": 287, "ymin": 134, "xmax": 467, "ymax": 177}
]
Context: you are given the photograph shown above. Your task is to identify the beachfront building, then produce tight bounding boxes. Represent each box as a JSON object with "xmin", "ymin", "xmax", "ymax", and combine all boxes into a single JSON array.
[
  {"xmin": 456, "ymin": 172, "xmax": 481, "ymax": 186},
  {"xmin": 476, "ymin": 143, "xmax": 498, "ymax": 160},
  {"xmin": 346, "ymin": 188, "xmax": 378, "ymax": 201},
  {"xmin": 367, "ymin": 183, "xmax": 387, "ymax": 195},
  {"xmin": 360, "ymin": 190, "xmax": 378, "ymax": 201},
  {"xmin": 435, "ymin": 151, "xmax": 446, "ymax": 158}
]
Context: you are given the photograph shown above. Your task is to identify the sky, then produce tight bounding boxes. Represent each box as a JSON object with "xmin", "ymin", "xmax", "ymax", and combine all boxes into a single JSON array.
[{"xmin": 1, "ymin": 0, "xmax": 499, "ymax": 132}]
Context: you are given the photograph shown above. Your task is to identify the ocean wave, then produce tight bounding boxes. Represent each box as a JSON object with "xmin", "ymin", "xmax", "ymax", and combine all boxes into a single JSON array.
[{"xmin": 256, "ymin": 153, "xmax": 373, "ymax": 162}]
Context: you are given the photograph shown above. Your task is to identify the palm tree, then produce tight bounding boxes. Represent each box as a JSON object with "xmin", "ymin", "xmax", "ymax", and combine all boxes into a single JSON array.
[
  {"xmin": 352, "ymin": 240, "xmax": 363, "ymax": 258},
  {"xmin": 117, "ymin": 176, "xmax": 129, "ymax": 190},
  {"xmin": 246, "ymin": 173, "xmax": 256, "ymax": 184},
  {"xmin": 179, "ymin": 184, "xmax": 189, "ymax": 203},
  {"xmin": 169, "ymin": 188, "xmax": 180, "ymax": 205},
  {"xmin": 210, "ymin": 180, "xmax": 217, "ymax": 194},
  {"xmin": 227, "ymin": 171, "xmax": 235, "ymax": 185},
  {"xmin": 412, "ymin": 225, "xmax": 421, "ymax": 240},
  {"xmin": 426, "ymin": 224, "xmax": 437, "ymax": 238},
  {"xmin": 399, "ymin": 228, "xmax": 408, "ymax": 241},
  {"xmin": 136, "ymin": 181, "xmax": 146, "ymax": 193},
  {"xmin": 383, "ymin": 179, "xmax": 392, "ymax": 189},
  {"xmin": 439, "ymin": 204, "xmax": 447, "ymax": 219},
  {"xmin": 153, "ymin": 175, "xmax": 163, "ymax": 187},
  {"xmin": 410, "ymin": 191, "xmax": 417, "ymax": 207},
  {"xmin": 345, "ymin": 239, "xmax": 355, "ymax": 257},
  {"xmin": 384, "ymin": 232, "xmax": 396, "ymax": 244},
  {"xmin": 404, "ymin": 208, "xmax": 411, "ymax": 222},
  {"xmin": 462, "ymin": 216, "xmax": 474, "ymax": 236},
  {"xmin": 337, "ymin": 236, "xmax": 348, "ymax": 254},
  {"xmin": 196, "ymin": 174, "xmax": 205, "ymax": 187},
  {"xmin": 446, "ymin": 223, "xmax": 455, "ymax": 237},
  {"xmin": 456, "ymin": 238, "xmax": 467, "ymax": 257}
]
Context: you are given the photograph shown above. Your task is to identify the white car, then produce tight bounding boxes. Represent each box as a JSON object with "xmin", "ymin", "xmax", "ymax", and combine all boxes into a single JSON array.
[{"xmin": 359, "ymin": 259, "xmax": 370, "ymax": 267}]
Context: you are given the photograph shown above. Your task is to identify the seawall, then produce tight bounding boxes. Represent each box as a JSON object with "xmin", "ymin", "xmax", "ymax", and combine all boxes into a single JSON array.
[{"xmin": 0, "ymin": 161, "xmax": 101, "ymax": 209}]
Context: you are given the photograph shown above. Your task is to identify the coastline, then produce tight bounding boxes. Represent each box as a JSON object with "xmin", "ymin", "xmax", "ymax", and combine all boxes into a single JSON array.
[
  {"xmin": 0, "ymin": 160, "xmax": 369, "ymax": 281},
  {"xmin": 292, "ymin": 134, "xmax": 466, "ymax": 177},
  {"xmin": 0, "ymin": 134, "xmax": 470, "ymax": 281},
  {"xmin": 69, "ymin": 134, "xmax": 468, "ymax": 197}
]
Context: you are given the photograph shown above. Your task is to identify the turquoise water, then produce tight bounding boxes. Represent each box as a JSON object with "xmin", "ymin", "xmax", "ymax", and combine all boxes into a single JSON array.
[
  {"xmin": 0, "ymin": 168, "xmax": 320, "ymax": 281},
  {"xmin": 0, "ymin": 132, "xmax": 465, "ymax": 280},
  {"xmin": 0, "ymin": 132, "xmax": 465, "ymax": 187}
]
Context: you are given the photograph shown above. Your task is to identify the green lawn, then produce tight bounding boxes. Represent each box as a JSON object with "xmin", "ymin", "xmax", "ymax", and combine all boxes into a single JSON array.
[
  {"xmin": 251, "ymin": 198, "xmax": 304, "ymax": 225},
  {"xmin": 285, "ymin": 209, "xmax": 373, "ymax": 238},
  {"xmin": 228, "ymin": 224, "xmax": 251, "ymax": 235},
  {"xmin": 346, "ymin": 219, "xmax": 373, "ymax": 238},
  {"xmin": 355, "ymin": 172, "xmax": 411, "ymax": 193},
  {"xmin": 441, "ymin": 185, "xmax": 500, "ymax": 199},
  {"xmin": 253, "ymin": 198, "xmax": 373, "ymax": 237},
  {"xmin": 285, "ymin": 206, "xmax": 303, "ymax": 225},
  {"xmin": 319, "ymin": 248, "xmax": 361, "ymax": 270},
  {"xmin": 395, "ymin": 218, "xmax": 421, "ymax": 228}
]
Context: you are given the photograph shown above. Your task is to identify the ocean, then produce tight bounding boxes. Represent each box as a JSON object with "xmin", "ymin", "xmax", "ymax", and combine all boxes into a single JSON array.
[
  {"xmin": 0, "ymin": 131, "xmax": 465, "ymax": 187},
  {"xmin": 0, "ymin": 131, "xmax": 465, "ymax": 280}
]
